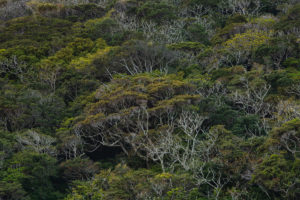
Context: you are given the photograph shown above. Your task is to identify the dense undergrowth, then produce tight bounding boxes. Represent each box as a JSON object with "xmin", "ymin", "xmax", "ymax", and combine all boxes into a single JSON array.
[{"xmin": 0, "ymin": 0, "xmax": 300, "ymax": 199}]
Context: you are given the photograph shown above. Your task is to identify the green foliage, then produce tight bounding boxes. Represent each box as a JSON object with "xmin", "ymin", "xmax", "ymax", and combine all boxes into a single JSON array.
[
  {"xmin": 0, "ymin": 84, "xmax": 66, "ymax": 132},
  {"xmin": 207, "ymin": 104, "xmax": 239, "ymax": 129},
  {"xmin": 65, "ymin": 164, "xmax": 198, "ymax": 200},
  {"xmin": 276, "ymin": 3, "xmax": 300, "ymax": 32},
  {"xmin": 1, "ymin": 150, "xmax": 63, "ymax": 200},
  {"xmin": 76, "ymin": 16, "xmax": 127, "ymax": 45},
  {"xmin": 59, "ymin": 157, "xmax": 99, "ymax": 182},
  {"xmin": 265, "ymin": 70, "xmax": 294, "ymax": 93},
  {"xmin": 254, "ymin": 35, "xmax": 300, "ymax": 69},
  {"xmin": 0, "ymin": 16, "xmax": 73, "ymax": 61},
  {"xmin": 137, "ymin": 1, "xmax": 176, "ymax": 23},
  {"xmin": 232, "ymin": 114, "xmax": 265, "ymax": 136},
  {"xmin": 259, "ymin": 0, "xmax": 288, "ymax": 14},
  {"xmin": 223, "ymin": 30, "xmax": 271, "ymax": 53},
  {"xmin": 283, "ymin": 57, "xmax": 300, "ymax": 68},
  {"xmin": 1, "ymin": 1, "xmax": 299, "ymax": 199},
  {"xmin": 226, "ymin": 14, "xmax": 248, "ymax": 25},
  {"xmin": 187, "ymin": 0, "xmax": 222, "ymax": 9},
  {"xmin": 251, "ymin": 15, "xmax": 276, "ymax": 29},
  {"xmin": 252, "ymin": 154, "xmax": 300, "ymax": 199},
  {"xmin": 0, "ymin": 168, "xmax": 28, "ymax": 200},
  {"xmin": 66, "ymin": 3, "xmax": 106, "ymax": 22},
  {"xmin": 167, "ymin": 42, "xmax": 205, "ymax": 52},
  {"xmin": 186, "ymin": 23, "xmax": 210, "ymax": 45},
  {"xmin": 264, "ymin": 118, "xmax": 300, "ymax": 154}
]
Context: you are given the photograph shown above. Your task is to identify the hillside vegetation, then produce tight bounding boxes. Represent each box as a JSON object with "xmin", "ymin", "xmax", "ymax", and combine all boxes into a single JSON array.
[{"xmin": 0, "ymin": 0, "xmax": 300, "ymax": 199}]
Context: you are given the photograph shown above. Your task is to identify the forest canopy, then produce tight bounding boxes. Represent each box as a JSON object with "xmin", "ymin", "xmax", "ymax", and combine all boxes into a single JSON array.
[{"xmin": 0, "ymin": 0, "xmax": 300, "ymax": 199}]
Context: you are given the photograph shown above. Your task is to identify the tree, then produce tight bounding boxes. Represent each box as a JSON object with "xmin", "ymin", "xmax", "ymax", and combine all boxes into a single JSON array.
[
  {"xmin": 17, "ymin": 130, "xmax": 56, "ymax": 156},
  {"xmin": 137, "ymin": 1, "xmax": 176, "ymax": 23},
  {"xmin": 222, "ymin": 30, "xmax": 272, "ymax": 66},
  {"xmin": 74, "ymin": 72, "xmax": 201, "ymax": 158},
  {"xmin": 58, "ymin": 133, "xmax": 84, "ymax": 160},
  {"xmin": 3, "ymin": 150, "xmax": 62, "ymax": 200},
  {"xmin": 0, "ymin": 0, "xmax": 31, "ymax": 21},
  {"xmin": 0, "ymin": 56, "xmax": 28, "ymax": 82},
  {"xmin": 275, "ymin": 99, "xmax": 300, "ymax": 126},
  {"xmin": 230, "ymin": 75, "xmax": 272, "ymax": 117},
  {"xmin": 252, "ymin": 154, "xmax": 300, "ymax": 199},
  {"xmin": 265, "ymin": 118, "xmax": 300, "ymax": 155},
  {"xmin": 59, "ymin": 157, "xmax": 98, "ymax": 182},
  {"xmin": 288, "ymin": 82, "xmax": 300, "ymax": 97},
  {"xmin": 112, "ymin": 40, "xmax": 180, "ymax": 75}
]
